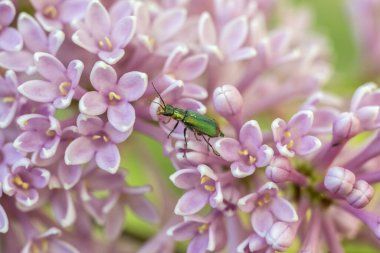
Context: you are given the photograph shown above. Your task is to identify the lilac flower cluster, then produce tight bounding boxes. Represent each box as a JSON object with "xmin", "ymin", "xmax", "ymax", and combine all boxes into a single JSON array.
[{"xmin": 0, "ymin": 0, "xmax": 379, "ymax": 252}]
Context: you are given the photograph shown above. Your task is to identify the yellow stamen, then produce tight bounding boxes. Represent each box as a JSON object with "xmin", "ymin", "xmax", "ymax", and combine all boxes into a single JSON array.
[
  {"xmin": 284, "ymin": 131, "xmax": 291, "ymax": 138},
  {"xmin": 108, "ymin": 91, "xmax": 121, "ymax": 101},
  {"xmin": 32, "ymin": 244, "xmax": 39, "ymax": 253},
  {"xmin": 41, "ymin": 240, "xmax": 48, "ymax": 252},
  {"xmin": 197, "ymin": 223, "xmax": 209, "ymax": 234},
  {"xmin": 239, "ymin": 149, "xmax": 249, "ymax": 156},
  {"xmin": 92, "ymin": 135, "xmax": 101, "ymax": 140},
  {"xmin": 59, "ymin": 81, "xmax": 70, "ymax": 96},
  {"xmin": 2, "ymin": 96, "xmax": 15, "ymax": 103},
  {"xmin": 43, "ymin": 5, "xmax": 58, "ymax": 18},
  {"xmin": 287, "ymin": 140, "xmax": 294, "ymax": 149},
  {"xmin": 204, "ymin": 185, "xmax": 215, "ymax": 192},
  {"xmin": 248, "ymin": 156, "xmax": 257, "ymax": 165},
  {"xmin": 98, "ymin": 37, "xmax": 113, "ymax": 50},
  {"xmin": 200, "ymin": 176, "xmax": 210, "ymax": 185},
  {"xmin": 22, "ymin": 182, "xmax": 29, "ymax": 190},
  {"xmin": 105, "ymin": 37, "xmax": 112, "ymax": 49},
  {"xmin": 14, "ymin": 176, "xmax": 23, "ymax": 186},
  {"xmin": 46, "ymin": 129, "xmax": 56, "ymax": 137},
  {"xmin": 102, "ymin": 136, "xmax": 109, "ymax": 142}
]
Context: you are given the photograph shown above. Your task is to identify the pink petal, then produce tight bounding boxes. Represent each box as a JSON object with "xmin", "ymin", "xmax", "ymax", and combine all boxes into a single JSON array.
[
  {"xmin": 188, "ymin": 233, "xmax": 209, "ymax": 253},
  {"xmin": 175, "ymin": 54, "xmax": 208, "ymax": 81},
  {"xmin": 228, "ymin": 47, "xmax": 257, "ymax": 62},
  {"xmin": 0, "ymin": 51, "xmax": 33, "ymax": 72},
  {"xmin": 128, "ymin": 195, "xmax": 159, "ymax": 223},
  {"xmin": 17, "ymin": 13, "xmax": 47, "ymax": 52},
  {"xmin": 174, "ymin": 188, "xmax": 209, "ymax": 215},
  {"xmin": 60, "ymin": 0, "xmax": 89, "ymax": 23},
  {"xmin": 270, "ymin": 197, "xmax": 298, "ymax": 222},
  {"xmin": 214, "ymin": 138, "xmax": 240, "ymax": 161},
  {"xmin": 76, "ymin": 114, "xmax": 103, "ymax": 135},
  {"xmin": 271, "ymin": 118, "xmax": 287, "ymax": 143},
  {"xmin": 198, "ymin": 12, "xmax": 217, "ymax": 46},
  {"xmin": 79, "ymin": 91, "xmax": 107, "ymax": 116},
  {"xmin": 72, "ymin": 29, "xmax": 99, "ymax": 53},
  {"xmin": 98, "ymin": 48, "xmax": 125, "ymax": 65},
  {"xmin": 58, "ymin": 163, "xmax": 81, "ymax": 190},
  {"xmin": 294, "ymin": 135, "xmax": 321, "ymax": 156},
  {"xmin": 13, "ymin": 131, "xmax": 45, "ymax": 152},
  {"xmin": 16, "ymin": 189, "xmax": 39, "ymax": 207},
  {"xmin": 220, "ymin": 16, "xmax": 248, "ymax": 53},
  {"xmin": 34, "ymin": 52, "xmax": 66, "ymax": 81},
  {"xmin": 169, "ymin": 168, "xmax": 201, "ymax": 189},
  {"xmin": 0, "ymin": 205, "xmax": 8, "ymax": 233},
  {"xmin": 65, "ymin": 136, "xmax": 95, "ymax": 165},
  {"xmin": 52, "ymin": 190, "xmax": 76, "ymax": 227},
  {"xmin": 118, "ymin": 71, "xmax": 147, "ymax": 102},
  {"xmin": 231, "ymin": 161, "xmax": 256, "ymax": 178},
  {"xmin": 0, "ymin": 1, "xmax": 15, "ymax": 26},
  {"xmin": 240, "ymin": 120, "xmax": 263, "ymax": 150},
  {"xmin": 288, "ymin": 110, "xmax": 314, "ymax": 136},
  {"xmin": 107, "ymin": 102, "xmax": 135, "ymax": 132},
  {"xmin": 167, "ymin": 221, "xmax": 200, "ymax": 241},
  {"xmin": 105, "ymin": 204, "xmax": 125, "ymax": 240},
  {"xmin": 95, "ymin": 144, "xmax": 120, "ymax": 174},
  {"xmin": 153, "ymin": 8, "xmax": 187, "ymax": 43},
  {"xmin": 0, "ymin": 27, "xmax": 23, "ymax": 51},
  {"xmin": 47, "ymin": 30, "xmax": 65, "ymax": 55},
  {"xmin": 18, "ymin": 80, "xmax": 59, "ymax": 103},
  {"xmin": 85, "ymin": 0, "xmax": 110, "ymax": 39},
  {"xmin": 255, "ymin": 145, "xmax": 274, "ymax": 167},
  {"xmin": 104, "ymin": 122, "xmax": 132, "ymax": 144},
  {"xmin": 90, "ymin": 61, "xmax": 117, "ymax": 92},
  {"xmin": 252, "ymin": 208, "xmax": 274, "ymax": 237},
  {"xmin": 111, "ymin": 16, "xmax": 136, "ymax": 48}
]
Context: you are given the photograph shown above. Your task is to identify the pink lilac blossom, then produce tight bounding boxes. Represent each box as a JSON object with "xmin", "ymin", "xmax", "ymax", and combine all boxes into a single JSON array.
[{"xmin": 0, "ymin": 0, "xmax": 379, "ymax": 252}]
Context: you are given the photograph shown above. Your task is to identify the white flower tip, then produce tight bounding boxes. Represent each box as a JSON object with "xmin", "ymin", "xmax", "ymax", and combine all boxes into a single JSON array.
[
  {"xmin": 166, "ymin": 227, "xmax": 175, "ymax": 236},
  {"xmin": 51, "ymin": 30, "xmax": 65, "ymax": 42},
  {"xmin": 18, "ymin": 12, "xmax": 32, "ymax": 22}
]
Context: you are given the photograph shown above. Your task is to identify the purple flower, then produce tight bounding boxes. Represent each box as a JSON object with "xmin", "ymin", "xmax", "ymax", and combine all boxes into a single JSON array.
[
  {"xmin": 79, "ymin": 169, "xmax": 158, "ymax": 240},
  {"xmin": 3, "ymin": 158, "xmax": 50, "ymax": 207},
  {"xmin": 324, "ymin": 166, "xmax": 356, "ymax": 196},
  {"xmin": 18, "ymin": 52, "xmax": 84, "ymax": 109},
  {"xmin": 64, "ymin": 114, "xmax": 131, "ymax": 173},
  {"xmin": 14, "ymin": 114, "xmax": 62, "ymax": 161},
  {"xmin": 167, "ymin": 212, "xmax": 227, "ymax": 253},
  {"xmin": 216, "ymin": 120, "xmax": 273, "ymax": 178},
  {"xmin": 31, "ymin": 0, "xmax": 89, "ymax": 31},
  {"xmin": 0, "ymin": 131, "xmax": 24, "ymax": 180},
  {"xmin": 135, "ymin": 3, "xmax": 187, "ymax": 54},
  {"xmin": 0, "ymin": 204, "xmax": 8, "ymax": 234},
  {"xmin": 272, "ymin": 110, "xmax": 321, "ymax": 157},
  {"xmin": 346, "ymin": 180, "xmax": 374, "ymax": 208},
  {"xmin": 198, "ymin": 12, "xmax": 256, "ymax": 62},
  {"xmin": 238, "ymin": 182, "xmax": 298, "ymax": 237},
  {"xmin": 21, "ymin": 227, "xmax": 79, "ymax": 253},
  {"xmin": 0, "ymin": 70, "xmax": 22, "ymax": 128},
  {"xmin": 0, "ymin": 1, "xmax": 23, "ymax": 52},
  {"xmin": 72, "ymin": 0, "xmax": 136, "ymax": 64},
  {"xmin": 0, "ymin": 13, "xmax": 64, "ymax": 73},
  {"xmin": 79, "ymin": 61, "xmax": 147, "ymax": 132},
  {"xmin": 170, "ymin": 164, "xmax": 223, "ymax": 215}
]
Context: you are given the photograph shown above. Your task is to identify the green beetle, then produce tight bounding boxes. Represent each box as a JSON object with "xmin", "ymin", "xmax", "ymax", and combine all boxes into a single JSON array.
[{"xmin": 152, "ymin": 83, "xmax": 224, "ymax": 156}]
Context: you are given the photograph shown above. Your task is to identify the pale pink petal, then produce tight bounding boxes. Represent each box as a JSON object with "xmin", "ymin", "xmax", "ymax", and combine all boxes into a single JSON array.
[
  {"xmin": 270, "ymin": 198, "xmax": 298, "ymax": 222},
  {"xmin": 214, "ymin": 138, "xmax": 240, "ymax": 161},
  {"xmin": 198, "ymin": 12, "xmax": 216, "ymax": 45},
  {"xmin": 85, "ymin": 0, "xmax": 110, "ymax": 39},
  {"xmin": 288, "ymin": 110, "xmax": 314, "ymax": 136},
  {"xmin": 18, "ymin": 80, "xmax": 59, "ymax": 103},
  {"xmin": 153, "ymin": 8, "xmax": 187, "ymax": 42},
  {"xmin": 79, "ymin": 91, "xmax": 107, "ymax": 116},
  {"xmin": 174, "ymin": 188, "xmax": 208, "ymax": 215},
  {"xmin": 220, "ymin": 16, "xmax": 248, "ymax": 53},
  {"xmin": 90, "ymin": 61, "xmax": 117, "ymax": 92},
  {"xmin": 34, "ymin": 52, "xmax": 66, "ymax": 81},
  {"xmin": 252, "ymin": 208, "xmax": 274, "ymax": 237},
  {"xmin": 175, "ymin": 54, "xmax": 208, "ymax": 81},
  {"xmin": 65, "ymin": 136, "xmax": 95, "ymax": 165},
  {"xmin": 117, "ymin": 71, "xmax": 147, "ymax": 102},
  {"xmin": 169, "ymin": 168, "xmax": 200, "ymax": 189},
  {"xmin": 0, "ymin": 27, "xmax": 23, "ymax": 51},
  {"xmin": 111, "ymin": 16, "xmax": 136, "ymax": 48},
  {"xmin": 95, "ymin": 144, "xmax": 120, "ymax": 174},
  {"xmin": 72, "ymin": 29, "xmax": 98, "ymax": 53},
  {"xmin": 107, "ymin": 102, "xmax": 135, "ymax": 132}
]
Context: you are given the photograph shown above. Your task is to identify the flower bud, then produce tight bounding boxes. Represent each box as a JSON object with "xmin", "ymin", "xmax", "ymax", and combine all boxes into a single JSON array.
[
  {"xmin": 213, "ymin": 85, "xmax": 243, "ymax": 117},
  {"xmin": 266, "ymin": 156, "xmax": 307, "ymax": 185},
  {"xmin": 324, "ymin": 167, "xmax": 356, "ymax": 196},
  {"xmin": 346, "ymin": 180, "xmax": 374, "ymax": 208},
  {"xmin": 332, "ymin": 112, "xmax": 360, "ymax": 144},
  {"xmin": 266, "ymin": 222, "xmax": 295, "ymax": 251}
]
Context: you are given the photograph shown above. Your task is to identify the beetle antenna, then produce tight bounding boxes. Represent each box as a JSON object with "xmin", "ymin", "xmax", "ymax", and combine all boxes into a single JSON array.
[
  {"xmin": 151, "ymin": 82, "xmax": 166, "ymax": 107},
  {"xmin": 150, "ymin": 99, "xmax": 165, "ymax": 109}
]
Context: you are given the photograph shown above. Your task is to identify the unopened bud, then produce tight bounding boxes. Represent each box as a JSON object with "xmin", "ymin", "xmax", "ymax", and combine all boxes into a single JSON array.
[
  {"xmin": 346, "ymin": 180, "xmax": 374, "ymax": 208},
  {"xmin": 213, "ymin": 85, "xmax": 243, "ymax": 117},
  {"xmin": 324, "ymin": 167, "xmax": 355, "ymax": 196},
  {"xmin": 332, "ymin": 113, "xmax": 360, "ymax": 144},
  {"xmin": 266, "ymin": 222, "xmax": 295, "ymax": 252},
  {"xmin": 266, "ymin": 156, "xmax": 307, "ymax": 185}
]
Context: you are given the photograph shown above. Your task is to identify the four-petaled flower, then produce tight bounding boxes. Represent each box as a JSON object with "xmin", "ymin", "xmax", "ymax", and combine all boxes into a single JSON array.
[
  {"xmin": 79, "ymin": 61, "xmax": 147, "ymax": 132},
  {"xmin": 216, "ymin": 120, "xmax": 273, "ymax": 178},
  {"xmin": 272, "ymin": 110, "xmax": 321, "ymax": 157}
]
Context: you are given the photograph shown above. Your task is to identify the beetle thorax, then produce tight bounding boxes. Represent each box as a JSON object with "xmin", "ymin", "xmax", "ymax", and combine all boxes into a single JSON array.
[{"xmin": 158, "ymin": 105, "xmax": 175, "ymax": 116}]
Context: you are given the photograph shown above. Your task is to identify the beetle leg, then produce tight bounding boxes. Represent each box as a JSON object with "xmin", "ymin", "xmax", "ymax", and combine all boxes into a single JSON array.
[
  {"xmin": 194, "ymin": 131, "xmax": 201, "ymax": 141},
  {"xmin": 201, "ymin": 135, "xmax": 220, "ymax": 156},
  {"xmin": 183, "ymin": 127, "xmax": 188, "ymax": 158},
  {"xmin": 167, "ymin": 121, "xmax": 179, "ymax": 138}
]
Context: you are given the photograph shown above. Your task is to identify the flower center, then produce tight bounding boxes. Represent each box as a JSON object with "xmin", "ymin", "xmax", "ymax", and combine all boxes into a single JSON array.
[
  {"xmin": 2, "ymin": 96, "xmax": 15, "ymax": 103},
  {"xmin": 98, "ymin": 36, "xmax": 113, "ymax": 50},
  {"xmin": 197, "ymin": 223, "xmax": 209, "ymax": 234},
  {"xmin": 108, "ymin": 91, "xmax": 121, "ymax": 102},
  {"xmin": 200, "ymin": 175, "xmax": 215, "ymax": 192},
  {"xmin": 13, "ymin": 176, "xmax": 29, "ymax": 190},
  {"xmin": 92, "ymin": 134, "xmax": 109, "ymax": 143},
  {"xmin": 59, "ymin": 81, "xmax": 71, "ymax": 96},
  {"xmin": 43, "ymin": 5, "xmax": 58, "ymax": 19},
  {"xmin": 256, "ymin": 192, "xmax": 272, "ymax": 207},
  {"xmin": 284, "ymin": 131, "xmax": 294, "ymax": 149},
  {"xmin": 238, "ymin": 149, "xmax": 257, "ymax": 165}
]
